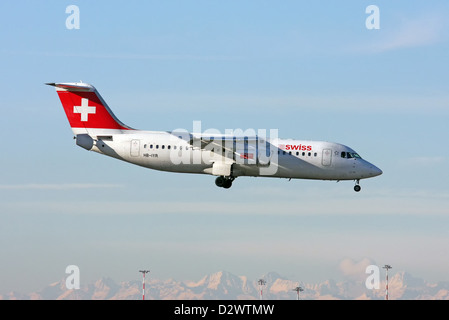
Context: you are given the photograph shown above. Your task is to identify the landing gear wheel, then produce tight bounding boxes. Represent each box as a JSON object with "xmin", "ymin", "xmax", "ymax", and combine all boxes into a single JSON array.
[
  {"xmin": 222, "ymin": 179, "xmax": 232, "ymax": 189},
  {"xmin": 215, "ymin": 176, "xmax": 225, "ymax": 187},
  {"xmin": 215, "ymin": 176, "xmax": 234, "ymax": 189}
]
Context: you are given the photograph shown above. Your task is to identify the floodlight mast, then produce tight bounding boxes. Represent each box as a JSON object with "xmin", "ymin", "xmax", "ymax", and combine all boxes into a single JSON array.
[
  {"xmin": 293, "ymin": 286, "xmax": 304, "ymax": 300},
  {"xmin": 139, "ymin": 270, "xmax": 150, "ymax": 300},
  {"xmin": 382, "ymin": 265, "xmax": 392, "ymax": 300},
  {"xmin": 258, "ymin": 279, "xmax": 266, "ymax": 300}
]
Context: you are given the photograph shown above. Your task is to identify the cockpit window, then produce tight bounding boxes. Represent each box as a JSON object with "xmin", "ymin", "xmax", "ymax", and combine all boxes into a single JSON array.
[{"xmin": 341, "ymin": 151, "xmax": 362, "ymax": 159}]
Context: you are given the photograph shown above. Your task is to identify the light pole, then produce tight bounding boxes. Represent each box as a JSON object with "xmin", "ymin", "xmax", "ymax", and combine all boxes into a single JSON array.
[
  {"xmin": 293, "ymin": 286, "xmax": 304, "ymax": 300},
  {"xmin": 258, "ymin": 279, "xmax": 266, "ymax": 300},
  {"xmin": 139, "ymin": 270, "xmax": 150, "ymax": 300},
  {"xmin": 382, "ymin": 265, "xmax": 392, "ymax": 300}
]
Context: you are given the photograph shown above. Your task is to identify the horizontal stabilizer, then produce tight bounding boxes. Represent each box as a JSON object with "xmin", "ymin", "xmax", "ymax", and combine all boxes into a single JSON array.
[{"xmin": 46, "ymin": 82, "xmax": 95, "ymax": 92}]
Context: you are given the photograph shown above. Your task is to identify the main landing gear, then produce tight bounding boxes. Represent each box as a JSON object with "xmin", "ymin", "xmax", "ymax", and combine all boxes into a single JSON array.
[
  {"xmin": 215, "ymin": 176, "xmax": 235, "ymax": 189},
  {"xmin": 354, "ymin": 179, "xmax": 361, "ymax": 192}
]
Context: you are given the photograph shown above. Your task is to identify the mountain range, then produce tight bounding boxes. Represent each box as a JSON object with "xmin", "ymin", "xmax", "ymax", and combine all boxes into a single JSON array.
[{"xmin": 1, "ymin": 270, "xmax": 449, "ymax": 300}]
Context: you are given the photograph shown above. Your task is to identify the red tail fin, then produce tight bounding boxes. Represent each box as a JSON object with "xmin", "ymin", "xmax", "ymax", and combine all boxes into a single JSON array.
[{"xmin": 47, "ymin": 82, "xmax": 133, "ymax": 133}]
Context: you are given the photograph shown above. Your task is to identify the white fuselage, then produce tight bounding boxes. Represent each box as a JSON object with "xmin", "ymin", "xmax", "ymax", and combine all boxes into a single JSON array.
[{"xmin": 80, "ymin": 129, "xmax": 382, "ymax": 182}]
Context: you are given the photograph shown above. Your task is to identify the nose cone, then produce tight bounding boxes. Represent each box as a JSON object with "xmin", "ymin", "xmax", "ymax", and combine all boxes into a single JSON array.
[
  {"xmin": 359, "ymin": 160, "xmax": 382, "ymax": 179},
  {"xmin": 371, "ymin": 166, "xmax": 383, "ymax": 177},
  {"xmin": 369, "ymin": 164, "xmax": 383, "ymax": 177}
]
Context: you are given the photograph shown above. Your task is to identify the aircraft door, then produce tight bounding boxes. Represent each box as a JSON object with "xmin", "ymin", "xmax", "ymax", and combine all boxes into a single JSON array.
[
  {"xmin": 130, "ymin": 139, "xmax": 140, "ymax": 157},
  {"xmin": 322, "ymin": 149, "xmax": 332, "ymax": 166}
]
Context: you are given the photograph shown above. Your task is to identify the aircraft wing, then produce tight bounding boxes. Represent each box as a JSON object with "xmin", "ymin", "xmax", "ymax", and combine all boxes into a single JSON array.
[
  {"xmin": 168, "ymin": 131, "xmax": 272, "ymax": 166},
  {"xmin": 189, "ymin": 134, "xmax": 260, "ymax": 159}
]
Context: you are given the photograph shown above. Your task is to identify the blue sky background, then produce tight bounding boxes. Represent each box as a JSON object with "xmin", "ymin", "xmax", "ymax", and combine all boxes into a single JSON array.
[{"xmin": 1, "ymin": 1, "xmax": 449, "ymax": 294}]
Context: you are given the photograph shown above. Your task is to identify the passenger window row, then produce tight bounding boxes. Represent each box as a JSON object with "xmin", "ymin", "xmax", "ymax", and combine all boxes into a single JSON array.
[
  {"xmin": 277, "ymin": 150, "xmax": 317, "ymax": 157},
  {"xmin": 143, "ymin": 144, "xmax": 190, "ymax": 150},
  {"xmin": 142, "ymin": 144, "xmax": 319, "ymax": 158}
]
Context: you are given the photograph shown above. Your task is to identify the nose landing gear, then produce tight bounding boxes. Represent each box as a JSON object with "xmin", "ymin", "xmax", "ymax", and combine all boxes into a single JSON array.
[
  {"xmin": 215, "ymin": 176, "xmax": 235, "ymax": 189},
  {"xmin": 354, "ymin": 179, "xmax": 361, "ymax": 192}
]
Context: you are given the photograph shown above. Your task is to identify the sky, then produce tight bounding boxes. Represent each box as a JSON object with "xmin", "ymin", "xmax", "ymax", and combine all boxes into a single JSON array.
[{"xmin": 1, "ymin": 1, "xmax": 449, "ymax": 295}]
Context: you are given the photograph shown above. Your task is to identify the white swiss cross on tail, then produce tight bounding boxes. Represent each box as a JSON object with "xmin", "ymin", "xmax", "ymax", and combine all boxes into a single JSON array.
[{"xmin": 74, "ymin": 98, "xmax": 96, "ymax": 121}]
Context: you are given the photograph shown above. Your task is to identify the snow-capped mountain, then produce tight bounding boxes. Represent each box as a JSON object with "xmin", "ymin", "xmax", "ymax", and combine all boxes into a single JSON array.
[{"xmin": 1, "ymin": 270, "xmax": 448, "ymax": 300}]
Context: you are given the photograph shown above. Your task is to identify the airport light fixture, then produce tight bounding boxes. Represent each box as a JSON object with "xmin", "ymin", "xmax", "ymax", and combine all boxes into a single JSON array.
[
  {"xmin": 382, "ymin": 265, "xmax": 392, "ymax": 300},
  {"xmin": 139, "ymin": 270, "xmax": 150, "ymax": 300},
  {"xmin": 293, "ymin": 286, "xmax": 304, "ymax": 300},
  {"xmin": 258, "ymin": 279, "xmax": 266, "ymax": 300}
]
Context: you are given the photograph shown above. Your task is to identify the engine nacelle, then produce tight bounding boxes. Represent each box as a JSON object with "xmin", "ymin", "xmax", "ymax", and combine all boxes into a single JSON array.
[
  {"xmin": 211, "ymin": 162, "xmax": 232, "ymax": 176},
  {"xmin": 76, "ymin": 134, "xmax": 94, "ymax": 151}
]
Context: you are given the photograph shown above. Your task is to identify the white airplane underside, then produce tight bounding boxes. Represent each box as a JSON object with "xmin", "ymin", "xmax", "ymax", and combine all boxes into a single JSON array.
[{"xmin": 48, "ymin": 82, "xmax": 382, "ymax": 192}]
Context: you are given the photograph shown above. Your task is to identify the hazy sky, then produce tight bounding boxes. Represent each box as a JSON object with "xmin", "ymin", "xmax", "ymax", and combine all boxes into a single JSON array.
[{"xmin": 1, "ymin": 1, "xmax": 449, "ymax": 294}]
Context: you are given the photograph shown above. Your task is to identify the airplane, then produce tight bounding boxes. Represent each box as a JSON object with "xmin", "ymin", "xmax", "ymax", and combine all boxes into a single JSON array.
[{"xmin": 47, "ymin": 82, "xmax": 382, "ymax": 192}]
